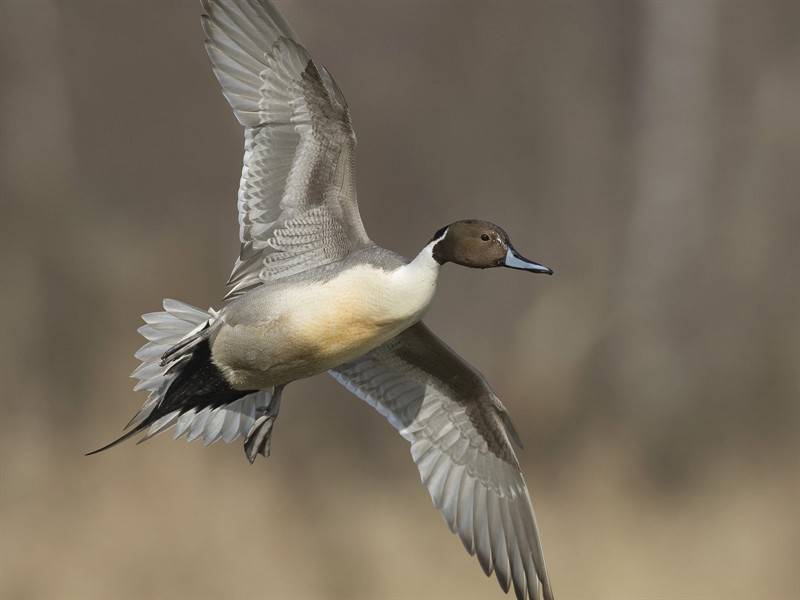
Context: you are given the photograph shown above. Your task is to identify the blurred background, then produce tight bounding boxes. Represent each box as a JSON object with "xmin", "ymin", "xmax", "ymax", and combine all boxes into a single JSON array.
[{"xmin": 2, "ymin": 1, "xmax": 799, "ymax": 598}]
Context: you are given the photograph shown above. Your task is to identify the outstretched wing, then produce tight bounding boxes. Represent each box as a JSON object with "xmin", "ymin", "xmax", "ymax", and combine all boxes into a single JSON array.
[
  {"xmin": 330, "ymin": 323, "xmax": 555, "ymax": 600},
  {"xmin": 202, "ymin": 0, "xmax": 370, "ymax": 300}
]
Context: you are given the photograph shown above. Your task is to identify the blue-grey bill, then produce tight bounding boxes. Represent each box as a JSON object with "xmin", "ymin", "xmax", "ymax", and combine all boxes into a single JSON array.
[{"xmin": 504, "ymin": 248, "xmax": 553, "ymax": 274}]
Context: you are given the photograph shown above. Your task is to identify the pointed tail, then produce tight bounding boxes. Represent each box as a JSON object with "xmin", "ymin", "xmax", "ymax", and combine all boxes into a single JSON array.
[{"xmin": 87, "ymin": 299, "xmax": 274, "ymax": 455}]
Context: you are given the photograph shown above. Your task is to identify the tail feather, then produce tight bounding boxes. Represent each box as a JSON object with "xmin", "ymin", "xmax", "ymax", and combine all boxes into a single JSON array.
[
  {"xmin": 87, "ymin": 299, "xmax": 273, "ymax": 455},
  {"xmin": 85, "ymin": 426, "xmax": 150, "ymax": 456}
]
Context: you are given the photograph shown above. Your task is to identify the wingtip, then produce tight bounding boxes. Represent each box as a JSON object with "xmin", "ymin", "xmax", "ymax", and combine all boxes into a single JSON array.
[{"xmin": 541, "ymin": 578, "xmax": 555, "ymax": 600}]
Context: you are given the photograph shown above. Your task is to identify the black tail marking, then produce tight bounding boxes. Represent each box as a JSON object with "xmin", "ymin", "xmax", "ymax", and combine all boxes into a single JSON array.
[{"xmin": 87, "ymin": 338, "xmax": 255, "ymax": 455}]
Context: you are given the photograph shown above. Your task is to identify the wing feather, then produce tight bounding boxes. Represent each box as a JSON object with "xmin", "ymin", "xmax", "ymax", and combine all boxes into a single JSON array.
[
  {"xmin": 330, "ymin": 323, "xmax": 555, "ymax": 600},
  {"xmin": 203, "ymin": 0, "xmax": 370, "ymax": 300}
]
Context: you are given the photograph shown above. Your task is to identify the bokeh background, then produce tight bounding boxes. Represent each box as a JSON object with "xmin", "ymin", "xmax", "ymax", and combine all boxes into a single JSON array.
[{"xmin": 2, "ymin": 1, "xmax": 799, "ymax": 598}]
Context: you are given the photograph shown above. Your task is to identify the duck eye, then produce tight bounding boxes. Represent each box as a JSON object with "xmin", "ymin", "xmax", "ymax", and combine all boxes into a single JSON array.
[{"xmin": 480, "ymin": 233, "xmax": 490, "ymax": 242}]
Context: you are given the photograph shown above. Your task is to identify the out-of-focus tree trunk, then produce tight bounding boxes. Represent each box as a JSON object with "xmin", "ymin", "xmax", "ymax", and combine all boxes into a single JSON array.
[
  {"xmin": 618, "ymin": 1, "xmax": 718, "ymax": 432},
  {"xmin": 0, "ymin": 0, "xmax": 75, "ymax": 443}
]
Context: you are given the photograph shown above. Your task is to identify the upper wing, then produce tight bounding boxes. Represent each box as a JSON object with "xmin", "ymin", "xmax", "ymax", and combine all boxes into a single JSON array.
[
  {"xmin": 330, "ymin": 323, "xmax": 555, "ymax": 600},
  {"xmin": 202, "ymin": 0, "xmax": 370, "ymax": 300}
]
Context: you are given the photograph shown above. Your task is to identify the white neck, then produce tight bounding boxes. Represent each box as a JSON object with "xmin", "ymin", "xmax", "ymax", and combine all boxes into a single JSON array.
[
  {"xmin": 401, "ymin": 240, "xmax": 441, "ymax": 280},
  {"xmin": 386, "ymin": 240, "xmax": 441, "ymax": 320},
  {"xmin": 416, "ymin": 239, "xmax": 440, "ymax": 262}
]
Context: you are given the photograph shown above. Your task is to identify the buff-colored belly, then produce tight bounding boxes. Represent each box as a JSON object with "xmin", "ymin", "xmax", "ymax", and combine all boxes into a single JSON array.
[{"xmin": 211, "ymin": 264, "xmax": 436, "ymax": 389}]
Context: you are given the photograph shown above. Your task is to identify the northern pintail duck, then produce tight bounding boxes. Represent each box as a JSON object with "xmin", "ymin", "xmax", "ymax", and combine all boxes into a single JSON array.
[{"xmin": 90, "ymin": 2, "xmax": 555, "ymax": 598}]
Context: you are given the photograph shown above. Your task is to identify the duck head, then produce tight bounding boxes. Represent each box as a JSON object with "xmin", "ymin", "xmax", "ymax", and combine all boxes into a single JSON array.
[{"xmin": 430, "ymin": 220, "xmax": 553, "ymax": 274}]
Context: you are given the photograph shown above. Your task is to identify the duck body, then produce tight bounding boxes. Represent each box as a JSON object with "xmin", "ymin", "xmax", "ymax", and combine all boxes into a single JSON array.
[
  {"xmin": 211, "ymin": 243, "xmax": 439, "ymax": 389},
  {"xmin": 89, "ymin": 2, "xmax": 558, "ymax": 598}
]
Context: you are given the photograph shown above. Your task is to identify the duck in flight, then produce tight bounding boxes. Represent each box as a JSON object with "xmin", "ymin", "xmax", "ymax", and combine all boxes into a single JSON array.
[{"xmin": 89, "ymin": 1, "xmax": 555, "ymax": 599}]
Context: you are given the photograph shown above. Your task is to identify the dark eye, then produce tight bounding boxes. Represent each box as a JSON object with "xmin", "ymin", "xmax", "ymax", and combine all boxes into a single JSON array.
[{"xmin": 480, "ymin": 233, "xmax": 490, "ymax": 242}]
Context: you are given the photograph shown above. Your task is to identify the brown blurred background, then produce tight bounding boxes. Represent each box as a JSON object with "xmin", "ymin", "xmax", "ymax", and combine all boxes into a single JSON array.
[{"xmin": 2, "ymin": 1, "xmax": 799, "ymax": 598}]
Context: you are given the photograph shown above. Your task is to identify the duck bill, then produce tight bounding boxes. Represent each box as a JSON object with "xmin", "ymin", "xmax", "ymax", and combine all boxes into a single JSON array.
[{"xmin": 503, "ymin": 247, "xmax": 553, "ymax": 274}]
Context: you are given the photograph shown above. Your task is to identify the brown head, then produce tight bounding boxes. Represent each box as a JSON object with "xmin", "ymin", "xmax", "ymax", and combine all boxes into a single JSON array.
[{"xmin": 430, "ymin": 220, "xmax": 553, "ymax": 274}]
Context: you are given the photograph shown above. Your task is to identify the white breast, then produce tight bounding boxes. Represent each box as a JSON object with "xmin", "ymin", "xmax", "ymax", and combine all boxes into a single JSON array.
[
  {"xmin": 213, "ymin": 243, "xmax": 441, "ymax": 388},
  {"xmin": 289, "ymin": 244, "xmax": 441, "ymax": 345}
]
